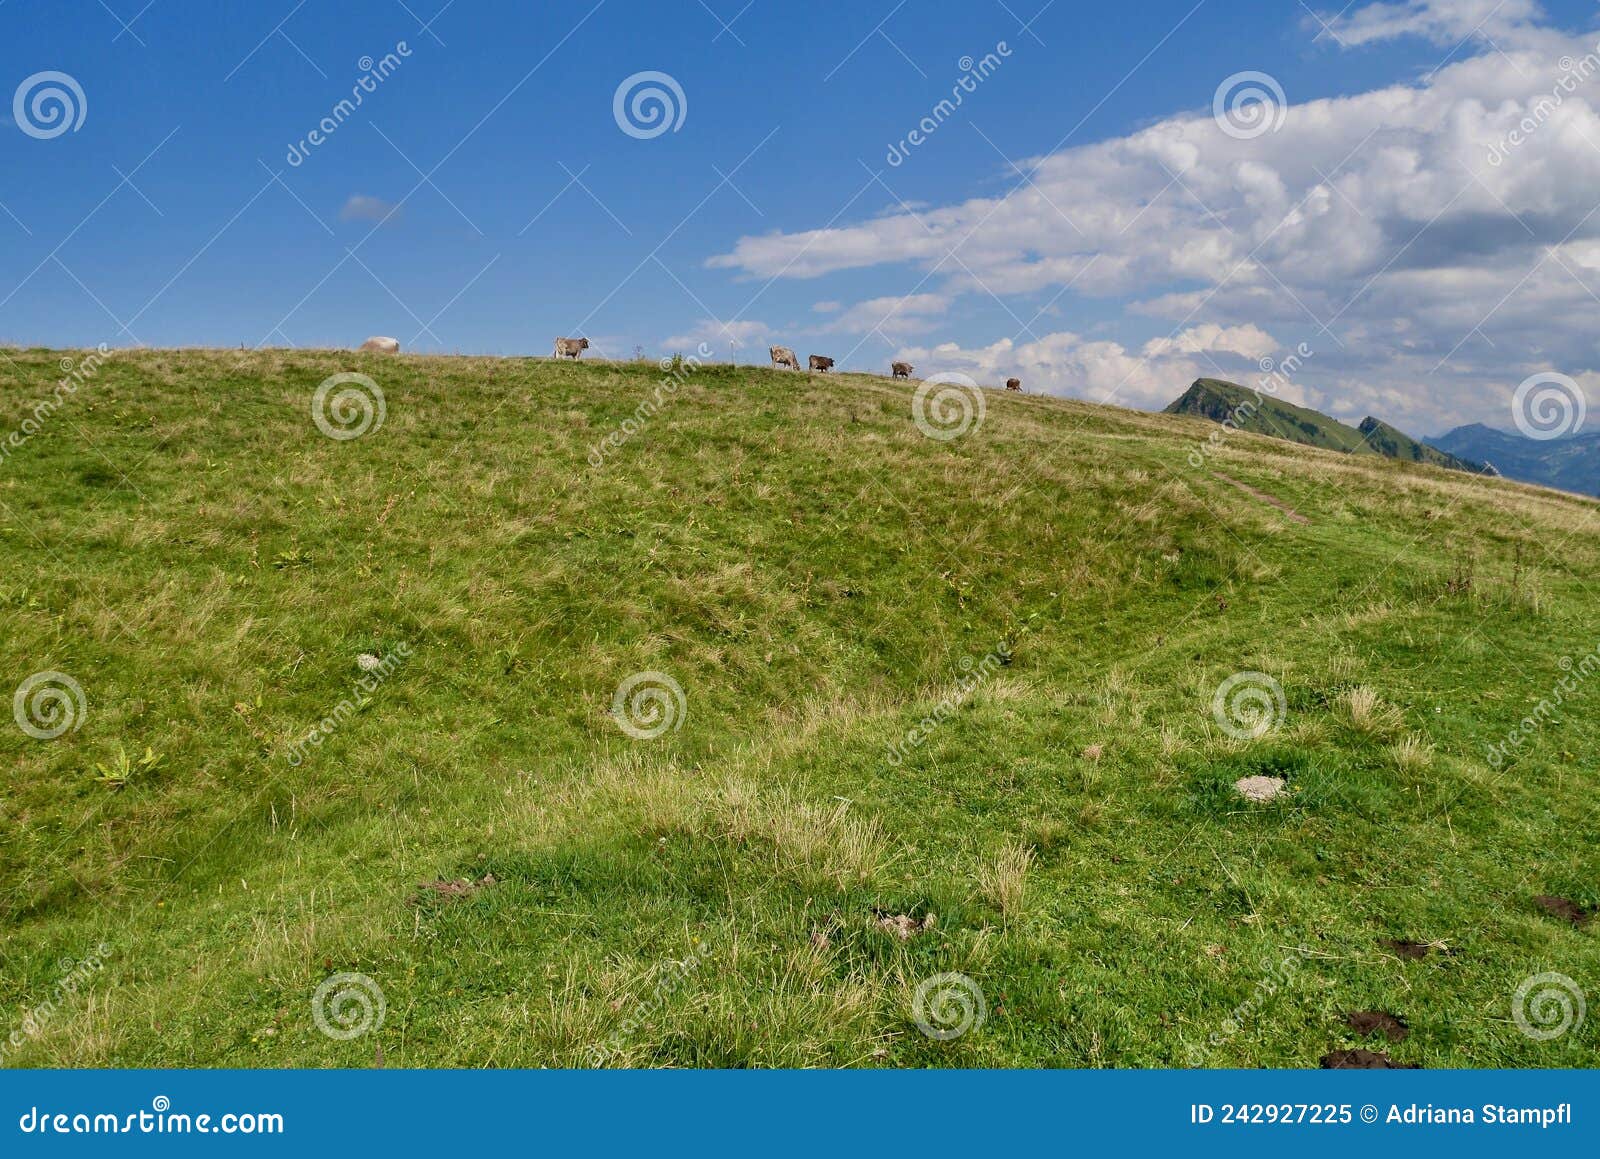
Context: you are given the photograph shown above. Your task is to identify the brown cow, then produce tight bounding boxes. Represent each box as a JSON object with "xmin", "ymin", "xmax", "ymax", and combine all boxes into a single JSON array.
[
  {"xmin": 554, "ymin": 337, "xmax": 590, "ymax": 359},
  {"xmin": 891, "ymin": 361, "xmax": 913, "ymax": 379},
  {"xmin": 1005, "ymin": 378, "xmax": 1022, "ymax": 391},
  {"xmin": 808, "ymin": 355, "xmax": 835, "ymax": 373},
  {"xmin": 770, "ymin": 345, "xmax": 799, "ymax": 370}
]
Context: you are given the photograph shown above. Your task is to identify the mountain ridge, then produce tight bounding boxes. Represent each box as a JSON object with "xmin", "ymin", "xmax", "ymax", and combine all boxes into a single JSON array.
[
  {"xmin": 1432, "ymin": 422, "xmax": 1600, "ymax": 497},
  {"xmin": 1164, "ymin": 378, "xmax": 1486, "ymax": 475}
]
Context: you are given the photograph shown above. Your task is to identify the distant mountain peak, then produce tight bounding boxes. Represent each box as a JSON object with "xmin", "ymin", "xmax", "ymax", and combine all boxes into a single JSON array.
[
  {"xmin": 1432, "ymin": 420, "xmax": 1600, "ymax": 496},
  {"xmin": 1166, "ymin": 379, "xmax": 1486, "ymax": 476}
]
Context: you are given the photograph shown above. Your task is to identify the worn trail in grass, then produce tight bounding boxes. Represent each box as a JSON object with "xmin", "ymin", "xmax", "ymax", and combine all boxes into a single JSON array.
[{"xmin": 0, "ymin": 347, "xmax": 1595, "ymax": 1067}]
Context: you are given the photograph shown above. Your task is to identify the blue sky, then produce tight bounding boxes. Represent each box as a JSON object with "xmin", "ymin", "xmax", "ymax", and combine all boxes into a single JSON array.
[{"xmin": 5, "ymin": 0, "xmax": 1600, "ymax": 434}]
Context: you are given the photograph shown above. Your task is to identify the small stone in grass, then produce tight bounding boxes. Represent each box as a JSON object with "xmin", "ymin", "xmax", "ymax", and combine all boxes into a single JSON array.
[
  {"xmin": 357, "ymin": 653, "xmax": 383, "ymax": 671},
  {"xmin": 1234, "ymin": 775, "xmax": 1286, "ymax": 803}
]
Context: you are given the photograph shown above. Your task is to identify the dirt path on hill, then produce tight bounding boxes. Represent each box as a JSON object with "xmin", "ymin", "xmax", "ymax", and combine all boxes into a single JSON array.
[{"xmin": 1213, "ymin": 472, "xmax": 1311, "ymax": 525}]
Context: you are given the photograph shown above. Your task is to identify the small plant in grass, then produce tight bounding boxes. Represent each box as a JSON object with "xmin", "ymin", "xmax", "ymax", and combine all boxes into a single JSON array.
[
  {"xmin": 92, "ymin": 744, "xmax": 165, "ymax": 790},
  {"xmin": 978, "ymin": 841, "xmax": 1035, "ymax": 916},
  {"xmin": 1340, "ymin": 686, "xmax": 1401, "ymax": 734},
  {"xmin": 1388, "ymin": 733, "xmax": 1434, "ymax": 774}
]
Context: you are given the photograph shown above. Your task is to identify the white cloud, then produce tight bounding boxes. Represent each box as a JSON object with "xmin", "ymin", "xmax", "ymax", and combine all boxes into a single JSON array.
[
  {"xmin": 890, "ymin": 329, "xmax": 1294, "ymax": 412},
  {"xmin": 812, "ymin": 300, "xmax": 842, "ymax": 313},
  {"xmin": 705, "ymin": 3, "xmax": 1600, "ymax": 432},
  {"xmin": 1141, "ymin": 323, "xmax": 1278, "ymax": 362},
  {"xmin": 1311, "ymin": 0, "xmax": 1548, "ymax": 48},
  {"xmin": 340, "ymin": 195, "xmax": 400, "ymax": 224},
  {"xmin": 820, "ymin": 293, "xmax": 951, "ymax": 335},
  {"xmin": 662, "ymin": 318, "xmax": 771, "ymax": 351}
]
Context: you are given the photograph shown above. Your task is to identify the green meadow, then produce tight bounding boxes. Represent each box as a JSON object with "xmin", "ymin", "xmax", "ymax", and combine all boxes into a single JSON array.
[{"xmin": 0, "ymin": 346, "xmax": 1595, "ymax": 1067}]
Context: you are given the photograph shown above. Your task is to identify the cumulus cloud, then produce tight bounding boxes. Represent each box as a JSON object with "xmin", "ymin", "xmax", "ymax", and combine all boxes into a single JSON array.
[
  {"xmin": 819, "ymin": 293, "xmax": 951, "ymax": 335},
  {"xmin": 706, "ymin": 1, "xmax": 1600, "ymax": 432},
  {"xmin": 1310, "ymin": 0, "xmax": 1548, "ymax": 48},
  {"xmin": 891, "ymin": 325, "xmax": 1299, "ymax": 412},
  {"xmin": 662, "ymin": 318, "xmax": 770, "ymax": 351},
  {"xmin": 1141, "ymin": 323, "xmax": 1278, "ymax": 362}
]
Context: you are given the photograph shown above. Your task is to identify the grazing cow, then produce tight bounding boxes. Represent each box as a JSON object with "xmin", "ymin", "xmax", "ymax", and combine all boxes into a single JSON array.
[
  {"xmin": 554, "ymin": 337, "xmax": 590, "ymax": 359},
  {"xmin": 359, "ymin": 336, "xmax": 400, "ymax": 354},
  {"xmin": 770, "ymin": 345, "xmax": 799, "ymax": 370},
  {"xmin": 1006, "ymin": 378, "xmax": 1022, "ymax": 391},
  {"xmin": 891, "ymin": 361, "xmax": 913, "ymax": 379},
  {"xmin": 808, "ymin": 355, "xmax": 836, "ymax": 373}
]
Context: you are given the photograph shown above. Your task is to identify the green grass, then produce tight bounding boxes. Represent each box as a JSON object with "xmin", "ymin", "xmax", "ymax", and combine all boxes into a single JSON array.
[{"xmin": 1, "ymin": 346, "xmax": 1597, "ymax": 1068}]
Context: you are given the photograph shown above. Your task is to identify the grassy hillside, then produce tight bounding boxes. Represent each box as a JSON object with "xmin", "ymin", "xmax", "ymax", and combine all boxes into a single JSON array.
[
  {"xmin": 1, "ymin": 347, "xmax": 1597, "ymax": 1069},
  {"xmin": 1166, "ymin": 378, "xmax": 1374, "ymax": 455},
  {"xmin": 1357, "ymin": 417, "xmax": 1487, "ymax": 475}
]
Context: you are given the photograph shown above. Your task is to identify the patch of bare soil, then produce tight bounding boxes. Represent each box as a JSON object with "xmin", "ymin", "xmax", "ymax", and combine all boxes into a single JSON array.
[
  {"xmin": 1213, "ymin": 473, "xmax": 1311, "ymax": 525},
  {"xmin": 1235, "ymin": 775, "xmax": 1287, "ymax": 803},
  {"xmin": 410, "ymin": 873, "xmax": 497, "ymax": 904},
  {"xmin": 1379, "ymin": 938, "xmax": 1447, "ymax": 960},
  {"xmin": 1535, "ymin": 895, "xmax": 1594, "ymax": 927},
  {"xmin": 1320, "ymin": 1049, "xmax": 1419, "ymax": 1069},
  {"xmin": 1344, "ymin": 1011, "xmax": 1410, "ymax": 1042}
]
